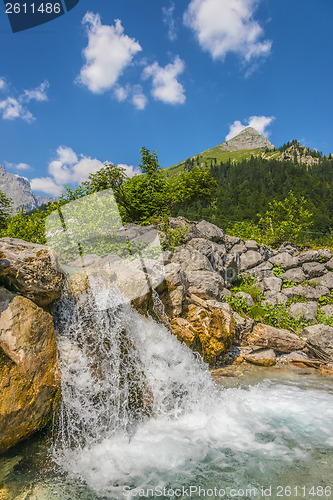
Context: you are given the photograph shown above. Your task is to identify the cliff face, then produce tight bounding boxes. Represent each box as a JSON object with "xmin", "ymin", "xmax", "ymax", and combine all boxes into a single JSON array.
[
  {"xmin": 0, "ymin": 165, "xmax": 54, "ymax": 212},
  {"xmin": 219, "ymin": 127, "xmax": 275, "ymax": 152}
]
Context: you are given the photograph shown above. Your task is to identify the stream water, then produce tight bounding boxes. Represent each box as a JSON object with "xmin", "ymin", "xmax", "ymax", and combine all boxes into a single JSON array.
[{"xmin": 1, "ymin": 286, "xmax": 333, "ymax": 500}]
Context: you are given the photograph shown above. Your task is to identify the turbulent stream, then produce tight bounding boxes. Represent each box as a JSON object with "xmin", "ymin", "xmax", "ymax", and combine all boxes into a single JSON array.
[{"xmin": 1, "ymin": 281, "xmax": 333, "ymax": 499}]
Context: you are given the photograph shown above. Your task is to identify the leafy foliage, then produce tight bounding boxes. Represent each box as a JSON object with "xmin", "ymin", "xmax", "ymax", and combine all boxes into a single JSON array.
[
  {"xmin": 3, "ymin": 209, "xmax": 47, "ymax": 244},
  {"xmin": 0, "ymin": 189, "xmax": 13, "ymax": 233}
]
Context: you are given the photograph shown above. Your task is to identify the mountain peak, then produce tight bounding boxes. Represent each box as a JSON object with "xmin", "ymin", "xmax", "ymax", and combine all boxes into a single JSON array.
[{"xmin": 219, "ymin": 126, "xmax": 274, "ymax": 152}]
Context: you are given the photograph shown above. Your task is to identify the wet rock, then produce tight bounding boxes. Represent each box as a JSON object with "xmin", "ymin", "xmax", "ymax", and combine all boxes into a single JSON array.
[
  {"xmin": 170, "ymin": 300, "xmax": 235, "ymax": 365},
  {"xmin": 232, "ymin": 312, "xmax": 254, "ymax": 345},
  {"xmin": 246, "ymin": 323, "xmax": 306, "ymax": 353},
  {"xmin": 0, "ymin": 238, "xmax": 63, "ymax": 308},
  {"xmin": 303, "ymin": 324, "xmax": 333, "ymax": 358},
  {"xmin": 0, "ymin": 288, "xmax": 60, "ymax": 454},
  {"xmin": 289, "ymin": 302, "xmax": 318, "ymax": 322},
  {"xmin": 244, "ymin": 349, "xmax": 276, "ymax": 367},
  {"xmin": 269, "ymin": 252, "xmax": 299, "ymax": 270},
  {"xmin": 158, "ymin": 263, "xmax": 187, "ymax": 318}
]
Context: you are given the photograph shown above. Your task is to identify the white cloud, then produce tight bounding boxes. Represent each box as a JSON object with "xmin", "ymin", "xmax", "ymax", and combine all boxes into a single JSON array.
[
  {"xmin": 5, "ymin": 161, "xmax": 31, "ymax": 171},
  {"xmin": 118, "ymin": 164, "xmax": 139, "ymax": 178},
  {"xmin": 78, "ymin": 13, "xmax": 142, "ymax": 94},
  {"xmin": 30, "ymin": 146, "xmax": 136, "ymax": 196},
  {"xmin": 162, "ymin": 2, "xmax": 177, "ymax": 41},
  {"xmin": 132, "ymin": 85, "xmax": 147, "ymax": 110},
  {"xmin": 226, "ymin": 115, "xmax": 275, "ymax": 140},
  {"xmin": 143, "ymin": 56, "xmax": 186, "ymax": 105},
  {"xmin": 0, "ymin": 97, "xmax": 34, "ymax": 122},
  {"xmin": 113, "ymin": 85, "xmax": 129, "ymax": 102},
  {"xmin": 0, "ymin": 79, "xmax": 49, "ymax": 122},
  {"xmin": 23, "ymin": 80, "xmax": 49, "ymax": 102},
  {"xmin": 184, "ymin": 0, "xmax": 272, "ymax": 62}
]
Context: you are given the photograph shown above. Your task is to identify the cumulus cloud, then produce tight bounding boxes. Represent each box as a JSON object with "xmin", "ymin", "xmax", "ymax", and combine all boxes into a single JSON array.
[
  {"xmin": 143, "ymin": 56, "xmax": 186, "ymax": 105},
  {"xmin": 132, "ymin": 85, "xmax": 147, "ymax": 110},
  {"xmin": 78, "ymin": 13, "xmax": 142, "ymax": 94},
  {"xmin": 118, "ymin": 163, "xmax": 139, "ymax": 178},
  {"xmin": 23, "ymin": 80, "xmax": 49, "ymax": 102},
  {"xmin": 30, "ymin": 146, "xmax": 137, "ymax": 196},
  {"xmin": 0, "ymin": 80, "xmax": 49, "ymax": 122},
  {"xmin": 0, "ymin": 78, "xmax": 6, "ymax": 91},
  {"xmin": 184, "ymin": 0, "xmax": 272, "ymax": 63},
  {"xmin": 226, "ymin": 115, "xmax": 275, "ymax": 140},
  {"xmin": 162, "ymin": 2, "xmax": 177, "ymax": 41},
  {"xmin": 113, "ymin": 85, "xmax": 129, "ymax": 102}
]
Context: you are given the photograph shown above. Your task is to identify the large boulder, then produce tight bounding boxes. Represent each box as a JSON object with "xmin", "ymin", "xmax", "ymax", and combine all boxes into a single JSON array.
[
  {"xmin": 289, "ymin": 302, "xmax": 318, "ymax": 322},
  {"xmin": 196, "ymin": 220, "xmax": 225, "ymax": 243},
  {"xmin": 282, "ymin": 284, "xmax": 330, "ymax": 301},
  {"xmin": 269, "ymin": 252, "xmax": 299, "ymax": 270},
  {"xmin": 187, "ymin": 238, "xmax": 226, "ymax": 274},
  {"xmin": 0, "ymin": 288, "xmax": 60, "ymax": 454},
  {"xmin": 170, "ymin": 299, "xmax": 235, "ymax": 365},
  {"xmin": 303, "ymin": 324, "xmax": 333, "ymax": 359},
  {"xmin": 186, "ymin": 270, "xmax": 226, "ymax": 301},
  {"xmin": 172, "ymin": 244, "xmax": 213, "ymax": 273},
  {"xmin": 239, "ymin": 250, "xmax": 263, "ymax": 271},
  {"xmin": 282, "ymin": 268, "xmax": 306, "ymax": 284},
  {"xmin": 244, "ymin": 348, "xmax": 277, "ymax": 367},
  {"xmin": 245, "ymin": 323, "xmax": 306, "ymax": 353},
  {"xmin": 311, "ymin": 272, "xmax": 333, "ymax": 290},
  {"xmin": 0, "ymin": 238, "xmax": 63, "ymax": 308}
]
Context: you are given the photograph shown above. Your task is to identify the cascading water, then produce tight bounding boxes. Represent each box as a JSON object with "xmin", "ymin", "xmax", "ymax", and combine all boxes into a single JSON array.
[
  {"xmin": 48, "ymin": 279, "xmax": 333, "ymax": 499},
  {"xmin": 5, "ymin": 188, "xmax": 329, "ymax": 499}
]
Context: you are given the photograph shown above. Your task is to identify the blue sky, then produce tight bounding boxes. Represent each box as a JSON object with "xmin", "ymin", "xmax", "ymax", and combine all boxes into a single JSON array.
[{"xmin": 0, "ymin": 0, "xmax": 332, "ymax": 196}]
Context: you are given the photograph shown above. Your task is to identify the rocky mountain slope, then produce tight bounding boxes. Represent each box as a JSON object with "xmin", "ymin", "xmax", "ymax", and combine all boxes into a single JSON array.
[
  {"xmin": 0, "ymin": 165, "xmax": 55, "ymax": 212},
  {"xmin": 219, "ymin": 127, "xmax": 274, "ymax": 152}
]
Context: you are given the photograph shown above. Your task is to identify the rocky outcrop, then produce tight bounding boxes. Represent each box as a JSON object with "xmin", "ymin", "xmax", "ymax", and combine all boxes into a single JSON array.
[
  {"xmin": 0, "ymin": 238, "xmax": 64, "ymax": 308},
  {"xmin": 218, "ymin": 127, "xmax": 274, "ymax": 152},
  {"xmin": 0, "ymin": 165, "xmax": 55, "ymax": 212},
  {"xmin": 0, "ymin": 288, "xmax": 60, "ymax": 454}
]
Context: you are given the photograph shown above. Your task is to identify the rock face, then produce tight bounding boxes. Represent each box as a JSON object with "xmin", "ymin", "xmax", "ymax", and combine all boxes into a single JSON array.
[
  {"xmin": 0, "ymin": 238, "xmax": 64, "ymax": 308},
  {"xmin": 219, "ymin": 127, "xmax": 275, "ymax": 152},
  {"xmin": 170, "ymin": 299, "xmax": 235, "ymax": 365},
  {"xmin": 0, "ymin": 165, "xmax": 55, "ymax": 212},
  {"xmin": 0, "ymin": 288, "xmax": 60, "ymax": 454}
]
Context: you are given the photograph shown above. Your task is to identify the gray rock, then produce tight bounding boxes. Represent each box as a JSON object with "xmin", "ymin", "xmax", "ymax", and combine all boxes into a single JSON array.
[
  {"xmin": 282, "ymin": 285, "xmax": 330, "ymax": 301},
  {"xmin": 259, "ymin": 245, "xmax": 276, "ymax": 260},
  {"xmin": 232, "ymin": 311, "xmax": 254, "ymax": 346},
  {"xmin": 172, "ymin": 244, "xmax": 213, "ymax": 273},
  {"xmin": 259, "ymin": 276, "xmax": 282, "ymax": 293},
  {"xmin": 269, "ymin": 252, "xmax": 299, "ymax": 270},
  {"xmin": 319, "ymin": 249, "xmax": 332, "ymax": 261},
  {"xmin": 298, "ymin": 250, "xmax": 321, "ymax": 264},
  {"xmin": 240, "ymin": 250, "xmax": 263, "ymax": 271},
  {"xmin": 325, "ymin": 258, "xmax": 333, "ymax": 271},
  {"xmin": 282, "ymin": 268, "xmax": 306, "ymax": 284},
  {"xmin": 235, "ymin": 291, "xmax": 254, "ymax": 307},
  {"xmin": 311, "ymin": 272, "xmax": 333, "ymax": 290},
  {"xmin": 289, "ymin": 302, "xmax": 318, "ymax": 322},
  {"xmin": 302, "ymin": 262, "xmax": 326, "ymax": 278},
  {"xmin": 245, "ymin": 240, "xmax": 259, "ymax": 251},
  {"xmin": 196, "ymin": 220, "xmax": 225, "ymax": 243},
  {"xmin": 320, "ymin": 305, "xmax": 333, "ymax": 317},
  {"xmin": 186, "ymin": 270, "xmax": 225, "ymax": 302},
  {"xmin": 246, "ymin": 261, "xmax": 274, "ymax": 279},
  {"xmin": 303, "ymin": 324, "xmax": 333, "ymax": 358},
  {"xmin": 187, "ymin": 238, "xmax": 226, "ymax": 273},
  {"xmin": 278, "ymin": 242, "xmax": 301, "ymax": 256},
  {"xmin": 230, "ymin": 243, "xmax": 247, "ymax": 255},
  {"xmin": 262, "ymin": 292, "xmax": 288, "ymax": 306},
  {"xmin": 224, "ymin": 254, "xmax": 240, "ymax": 283},
  {"xmin": 225, "ymin": 235, "xmax": 243, "ymax": 252}
]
